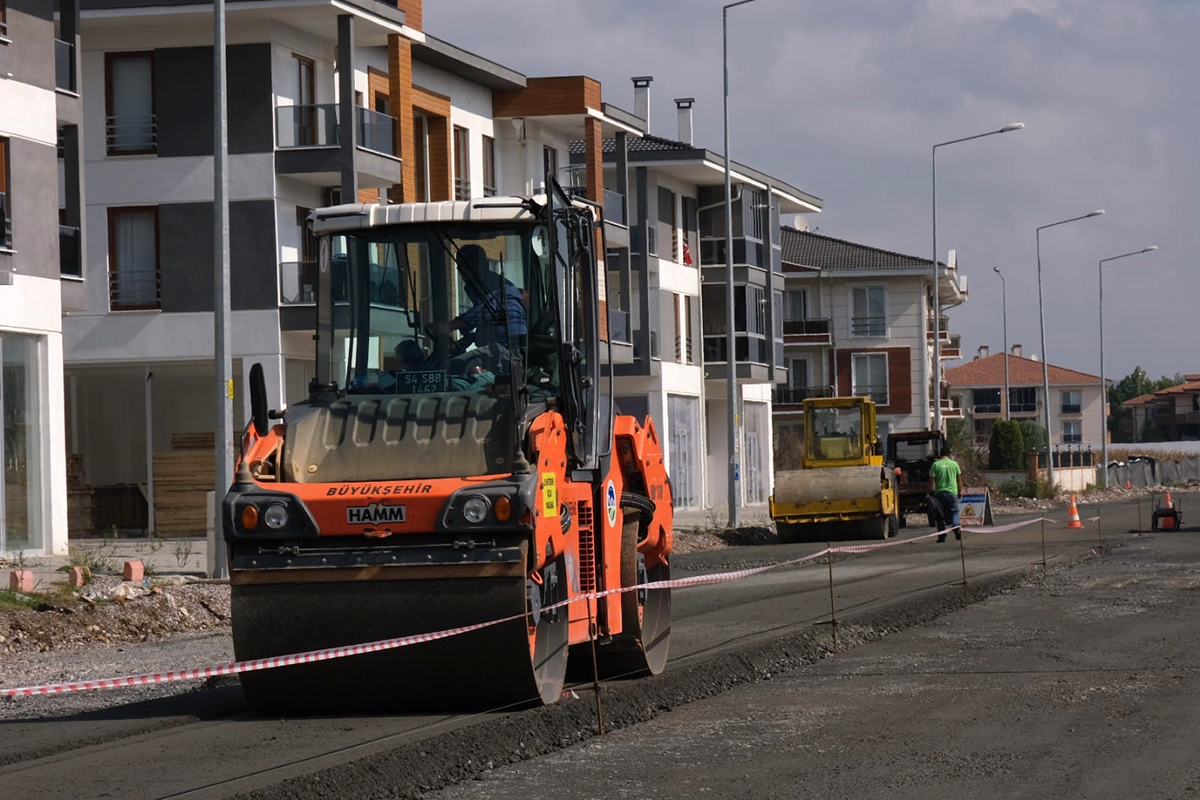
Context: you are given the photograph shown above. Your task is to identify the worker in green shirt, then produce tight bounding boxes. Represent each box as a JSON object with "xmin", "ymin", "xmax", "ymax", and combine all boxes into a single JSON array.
[{"xmin": 928, "ymin": 444, "xmax": 962, "ymax": 542}]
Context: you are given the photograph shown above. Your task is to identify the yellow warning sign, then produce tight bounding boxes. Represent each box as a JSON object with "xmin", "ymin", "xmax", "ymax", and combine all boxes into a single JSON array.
[
  {"xmin": 962, "ymin": 505, "xmax": 977, "ymax": 517},
  {"xmin": 541, "ymin": 472, "xmax": 558, "ymax": 518}
]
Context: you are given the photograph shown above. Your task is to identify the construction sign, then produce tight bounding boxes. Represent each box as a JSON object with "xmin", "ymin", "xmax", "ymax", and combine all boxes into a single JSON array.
[{"xmin": 960, "ymin": 487, "xmax": 994, "ymax": 527}]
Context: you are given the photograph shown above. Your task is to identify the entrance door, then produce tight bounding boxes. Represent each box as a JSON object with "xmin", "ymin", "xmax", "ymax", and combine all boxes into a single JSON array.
[
  {"xmin": 667, "ymin": 395, "xmax": 699, "ymax": 508},
  {"xmin": 1, "ymin": 334, "xmax": 43, "ymax": 554}
]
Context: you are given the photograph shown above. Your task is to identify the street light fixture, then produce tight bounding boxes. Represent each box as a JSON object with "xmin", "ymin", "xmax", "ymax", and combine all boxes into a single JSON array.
[
  {"xmin": 1098, "ymin": 246, "xmax": 1158, "ymax": 486},
  {"xmin": 993, "ymin": 266, "xmax": 1009, "ymax": 420},
  {"xmin": 931, "ymin": 122, "xmax": 1024, "ymax": 430},
  {"xmin": 723, "ymin": 0, "xmax": 762, "ymax": 528},
  {"xmin": 1036, "ymin": 209, "xmax": 1105, "ymax": 488}
]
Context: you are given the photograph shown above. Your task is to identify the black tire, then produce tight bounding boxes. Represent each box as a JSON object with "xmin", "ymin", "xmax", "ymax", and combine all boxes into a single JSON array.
[
  {"xmin": 776, "ymin": 521, "xmax": 805, "ymax": 544},
  {"xmin": 886, "ymin": 514, "xmax": 899, "ymax": 538}
]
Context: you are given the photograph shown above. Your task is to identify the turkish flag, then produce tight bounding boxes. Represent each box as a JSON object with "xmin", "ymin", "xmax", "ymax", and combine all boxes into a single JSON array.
[{"xmin": 683, "ymin": 243, "xmax": 694, "ymax": 266}]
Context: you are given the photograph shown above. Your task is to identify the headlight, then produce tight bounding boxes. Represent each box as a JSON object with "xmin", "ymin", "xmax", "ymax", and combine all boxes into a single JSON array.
[
  {"xmin": 462, "ymin": 496, "xmax": 490, "ymax": 524},
  {"xmin": 263, "ymin": 503, "xmax": 290, "ymax": 530}
]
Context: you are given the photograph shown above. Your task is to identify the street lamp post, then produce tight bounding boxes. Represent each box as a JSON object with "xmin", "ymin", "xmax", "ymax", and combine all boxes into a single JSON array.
[
  {"xmin": 931, "ymin": 123, "xmax": 1023, "ymax": 431},
  {"xmin": 1036, "ymin": 210, "xmax": 1105, "ymax": 488},
  {"xmin": 723, "ymin": 0, "xmax": 761, "ymax": 529},
  {"xmin": 1098, "ymin": 246, "xmax": 1158, "ymax": 486},
  {"xmin": 993, "ymin": 267, "xmax": 1009, "ymax": 420}
]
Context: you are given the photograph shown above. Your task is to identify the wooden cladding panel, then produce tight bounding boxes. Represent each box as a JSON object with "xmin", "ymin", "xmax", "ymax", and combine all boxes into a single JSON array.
[
  {"xmin": 412, "ymin": 85, "xmax": 450, "ymax": 116},
  {"xmin": 492, "ymin": 76, "xmax": 602, "ymax": 118},
  {"xmin": 426, "ymin": 115, "xmax": 451, "ymax": 201},
  {"xmin": 389, "ymin": 34, "xmax": 415, "ymax": 202},
  {"xmin": 835, "ymin": 346, "xmax": 913, "ymax": 415},
  {"xmin": 396, "ymin": 0, "xmax": 422, "ymax": 31}
]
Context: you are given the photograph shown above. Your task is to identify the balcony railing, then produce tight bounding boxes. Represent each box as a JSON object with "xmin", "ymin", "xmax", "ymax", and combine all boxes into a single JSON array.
[
  {"xmin": 0, "ymin": 192, "xmax": 10, "ymax": 249},
  {"xmin": 109, "ymin": 267, "xmax": 161, "ymax": 310},
  {"xmin": 853, "ymin": 384, "xmax": 888, "ymax": 406},
  {"xmin": 59, "ymin": 225, "xmax": 81, "ymax": 277},
  {"xmin": 971, "ymin": 404, "xmax": 1002, "ymax": 415},
  {"xmin": 279, "ymin": 261, "xmax": 317, "ymax": 305},
  {"xmin": 1011, "ymin": 401, "xmax": 1039, "ymax": 414},
  {"xmin": 106, "ymin": 114, "xmax": 158, "ymax": 154},
  {"xmin": 55, "ymin": 39, "xmax": 76, "ymax": 92},
  {"xmin": 356, "ymin": 106, "xmax": 396, "ymax": 157},
  {"xmin": 850, "ymin": 316, "xmax": 886, "ymax": 337},
  {"xmin": 783, "ymin": 317, "xmax": 831, "ymax": 336},
  {"xmin": 608, "ymin": 308, "xmax": 631, "ymax": 344},
  {"xmin": 454, "ymin": 176, "xmax": 471, "ymax": 201},
  {"xmin": 603, "ymin": 188, "xmax": 626, "ymax": 226},
  {"xmin": 276, "ymin": 104, "xmax": 339, "ymax": 148},
  {"xmin": 773, "ymin": 385, "xmax": 834, "ymax": 404}
]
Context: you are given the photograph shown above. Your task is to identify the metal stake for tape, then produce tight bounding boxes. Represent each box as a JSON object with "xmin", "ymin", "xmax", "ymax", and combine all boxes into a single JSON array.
[
  {"xmin": 586, "ymin": 595, "xmax": 604, "ymax": 734},
  {"xmin": 1097, "ymin": 505, "xmax": 1104, "ymax": 552},
  {"xmin": 826, "ymin": 543, "xmax": 839, "ymax": 653},
  {"xmin": 957, "ymin": 527, "xmax": 969, "ymax": 601},
  {"xmin": 1137, "ymin": 496, "xmax": 1142, "ymax": 533},
  {"xmin": 1040, "ymin": 516, "xmax": 1047, "ymax": 577}
]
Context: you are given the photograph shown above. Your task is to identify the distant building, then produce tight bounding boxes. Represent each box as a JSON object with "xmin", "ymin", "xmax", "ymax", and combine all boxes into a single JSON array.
[
  {"xmin": 1121, "ymin": 375, "xmax": 1200, "ymax": 441},
  {"xmin": 946, "ymin": 348, "xmax": 1107, "ymax": 450}
]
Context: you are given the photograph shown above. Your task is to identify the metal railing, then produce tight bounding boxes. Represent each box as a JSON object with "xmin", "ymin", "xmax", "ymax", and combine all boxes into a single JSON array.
[
  {"xmin": 356, "ymin": 106, "xmax": 397, "ymax": 157},
  {"xmin": 1061, "ymin": 403, "xmax": 1082, "ymax": 415},
  {"xmin": 55, "ymin": 39, "xmax": 76, "ymax": 92},
  {"xmin": 608, "ymin": 308, "xmax": 631, "ymax": 344},
  {"xmin": 0, "ymin": 192, "xmax": 10, "ymax": 249},
  {"xmin": 853, "ymin": 384, "xmax": 889, "ymax": 406},
  {"xmin": 59, "ymin": 225, "xmax": 81, "ymax": 277},
  {"xmin": 453, "ymin": 176, "xmax": 471, "ymax": 201},
  {"xmin": 275, "ymin": 104, "xmax": 339, "ymax": 148},
  {"xmin": 109, "ymin": 267, "xmax": 161, "ymax": 310},
  {"xmin": 1036, "ymin": 448, "xmax": 1095, "ymax": 469},
  {"xmin": 1010, "ymin": 401, "xmax": 1040, "ymax": 414},
  {"xmin": 603, "ymin": 188, "xmax": 626, "ymax": 226},
  {"xmin": 947, "ymin": 332, "xmax": 962, "ymax": 349},
  {"xmin": 106, "ymin": 114, "xmax": 157, "ymax": 154},
  {"xmin": 782, "ymin": 317, "xmax": 831, "ymax": 336},
  {"xmin": 773, "ymin": 385, "xmax": 834, "ymax": 404},
  {"xmin": 850, "ymin": 315, "xmax": 886, "ymax": 336},
  {"xmin": 279, "ymin": 261, "xmax": 317, "ymax": 305},
  {"xmin": 927, "ymin": 313, "xmax": 950, "ymax": 331},
  {"xmin": 971, "ymin": 403, "xmax": 1002, "ymax": 415}
]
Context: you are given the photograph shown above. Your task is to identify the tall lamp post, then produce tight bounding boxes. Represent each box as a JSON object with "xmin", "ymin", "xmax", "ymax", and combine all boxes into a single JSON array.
[
  {"xmin": 1098, "ymin": 246, "xmax": 1157, "ymax": 486},
  {"xmin": 931, "ymin": 123, "xmax": 1024, "ymax": 431},
  {"xmin": 1037, "ymin": 210, "xmax": 1105, "ymax": 488},
  {"xmin": 993, "ymin": 267, "xmax": 1009, "ymax": 420},
  {"xmin": 723, "ymin": 0, "xmax": 761, "ymax": 528}
]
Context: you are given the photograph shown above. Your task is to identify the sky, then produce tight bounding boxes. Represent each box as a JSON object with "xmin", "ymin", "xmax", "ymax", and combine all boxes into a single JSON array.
[{"xmin": 425, "ymin": 0, "xmax": 1197, "ymax": 382}]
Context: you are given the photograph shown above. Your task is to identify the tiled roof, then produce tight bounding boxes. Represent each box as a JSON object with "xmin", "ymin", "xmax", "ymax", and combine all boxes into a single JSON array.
[
  {"xmin": 1122, "ymin": 392, "xmax": 1160, "ymax": 408},
  {"xmin": 568, "ymin": 134, "xmax": 693, "ymax": 156},
  {"xmin": 1156, "ymin": 379, "xmax": 1200, "ymax": 395},
  {"xmin": 945, "ymin": 353, "xmax": 1101, "ymax": 387},
  {"xmin": 780, "ymin": 227, "xmax": 936, "ymax": 271}
]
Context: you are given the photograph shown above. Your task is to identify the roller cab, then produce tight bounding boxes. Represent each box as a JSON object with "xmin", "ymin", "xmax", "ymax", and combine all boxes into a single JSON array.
[{"xmin": 224, "ymin": 184, "xmax": 672, "ymax": 714}]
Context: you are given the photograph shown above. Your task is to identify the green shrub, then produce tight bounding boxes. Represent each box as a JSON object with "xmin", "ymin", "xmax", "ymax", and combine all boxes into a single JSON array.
[
  {"xmin": 996, "ymin": 477, "xmax": 1032, "ymax": 498},
  {"xmin": 1015, "ymin": 420, "xmax": 1047, "ymax": 453},
  {"xmin": 988, "ymin": 420, "xmax": 1025, "ymax": 470}
]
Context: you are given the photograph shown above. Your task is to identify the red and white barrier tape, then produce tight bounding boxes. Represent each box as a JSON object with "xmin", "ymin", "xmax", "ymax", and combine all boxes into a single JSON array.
[{"xmin": 0, "ymin": 512, "xmax": 1083, "ymax": 699}]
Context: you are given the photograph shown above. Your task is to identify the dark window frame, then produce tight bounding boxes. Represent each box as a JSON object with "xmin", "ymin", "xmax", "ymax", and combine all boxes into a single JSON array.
[
  {"xmin": 0, "ymin": 136, "xmax": 11, "ymax": 249},
  {"xmin": 481, "ymin": 134, "xmax": 496, "ymax": 197},
  {"xmin": 452, "ymin": 125, "xmax": 470, "ymax": 200},
  {"xmin": 107, "ymin": 205, "xmax": 161, "ymax": 311},
  {"xmin": 0, "ymin": 0, "xmax": 7, "ymax": 38},
  {"xmin": 104, "ymin": 51, "xmax": 157, "ymax": 156}
]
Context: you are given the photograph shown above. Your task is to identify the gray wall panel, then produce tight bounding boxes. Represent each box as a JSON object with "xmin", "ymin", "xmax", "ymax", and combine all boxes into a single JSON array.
[
  {"xmin": 159, "ymin": 199, "xmax": 276, "ymax": 312},
  {"xmin": 4, "ymin": 0, "xmax": 55, "ymax": 92},
  {"xmin": 5, "ymin": 137, "xmax": 59, "ymax": 280}
]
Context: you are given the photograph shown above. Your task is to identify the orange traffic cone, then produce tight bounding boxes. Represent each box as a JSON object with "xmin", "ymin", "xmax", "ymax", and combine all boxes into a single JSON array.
[
  {"xmin": 1165, "ymin": 492, "xmax": 1175, "ymax": 510},
  {"xmin": 1066, "ymin": 495, "xmax": 1083, "ymax": 529},
  {"xmin": 1126, "ymin": 479, "xmax": 1132, "ymax": 490}
]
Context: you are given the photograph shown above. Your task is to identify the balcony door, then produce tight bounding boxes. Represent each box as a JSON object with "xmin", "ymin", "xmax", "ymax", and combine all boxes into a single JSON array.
[
  {"xmin": 105, "ymin": 52, "xmax": 155, "ymax": 155},
  {"xmin": 293, "ymin": 54, "xmax": 316, "ymax": 146}
]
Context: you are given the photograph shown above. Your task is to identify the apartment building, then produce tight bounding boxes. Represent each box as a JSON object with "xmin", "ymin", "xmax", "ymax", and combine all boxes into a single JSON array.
[
  {"xmin": 773, "ymin": 227, "xmax": 967, "ymax": 457},
  {"xmin": 65, "ymin": 0, "xmax": 642, "ymax": 536},
  {"xmin": 0, "ymin": 0, "xmax": 84, "ymax": 556},
  {"xmin": 572, "ymin": 87, "xmax": 823, "ymax": 516},
  {"xmin": 946, "ymin": 347, "xmax": 1107, "ymax": 450},
  {"xmin": 1121, "ymin": 377, "xmax": 1200, "ymax": 442}
]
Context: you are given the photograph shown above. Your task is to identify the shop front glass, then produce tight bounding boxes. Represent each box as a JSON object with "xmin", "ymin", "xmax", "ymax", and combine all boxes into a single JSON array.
[{"xmin": 2, "ymin": 333, "xmax": 43, "ymax": 554}]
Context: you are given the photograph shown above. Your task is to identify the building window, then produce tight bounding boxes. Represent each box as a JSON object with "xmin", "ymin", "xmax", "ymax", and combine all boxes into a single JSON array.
[
  {"xmin": 482, "ymin": 135, "xmax": 496, "ymax": 197},
  {"xmin": 743, "ymin": 401, "xmax": 768, "ymax": 505},
  {"xmin": 668, "ymin": 395, "xmax": 701, "ymax": 509},
  {"xmin": 785, "ymin": 288, "xmax": 808, "ymax": 321},
  {"xmin": 107, "ymin": 207, "xmax": 160, "ymax": 310},
  {"xmin": 105, "ymin": 52, "xmax": 156, "ymax": 155},
  {"xmin": 1062, "ymin": 420, "xmax": 1082, "ymax": 443},
  {"xmin": 542, "ymin": 145, "xmax": 558, "ymax": 187},
  {"xmin": 1, "ymin": 333, "xmax": 46, "ymax": 552},
  {"xmin": 1061, "ymin": 390, "xmax": 1082, "ymax": 415},
  {"xmin": 413, "ymin": 113, "xmax": 429, "ymax": 202},
  {"xmin": 852, "ymin": 352, "xmax": 888, "ymax": 406},
  {"xmin": 657, "ymin": 187, "xmax": 677, "ymax": 260},
  {"xmin": 0, "ymin": 137, "xmax": 10, "ymax": 249},
  {"xmin": 972, "ymin": 388, "xmax": 1001, "ymax": 414},
  {"xmin": 453, "ymin": 125, "xmax": 470, "ymax": 200},
  {"xmin": 0, "ymin": 0, "xmax": 7, "ymax": 37},
  {"xmin": 1009, "ymin": 386, "xmax": 1037, "ymax": 414},
  {"xmin": 850, "ymin": 285, "xmax": 886, "ymax": 337}
]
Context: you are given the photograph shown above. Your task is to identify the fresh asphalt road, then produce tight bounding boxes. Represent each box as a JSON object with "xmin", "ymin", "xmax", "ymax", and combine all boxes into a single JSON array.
[
  {"xmin": 0, "ymin": 499, "xmax": 1145, "ymax": 799},
  {"xmin": 433, "ymin": 513, "xmax": 1200, "ymax": 800}
]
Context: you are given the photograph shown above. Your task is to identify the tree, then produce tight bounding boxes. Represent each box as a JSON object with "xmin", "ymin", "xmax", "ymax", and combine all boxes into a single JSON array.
[
  {"xmin": 988, "ymin": 420, "xmax": 1025, "ymax": 469},
  {"xmin": 1107, "ymin": 366, "xmax": 1185, "ymax": 443},
  {"xmin": 946, "ymin": 418, "xmax": 968, "ymax": 455},
  {"xmin": 1016, "ymin": 420, "xmax": 1047, "ymax": 453}
]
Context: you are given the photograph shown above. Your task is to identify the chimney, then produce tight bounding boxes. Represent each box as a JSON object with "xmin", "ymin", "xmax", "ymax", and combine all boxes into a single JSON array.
[
  {"xmin": 1011, "ymin": 344, "xmax": 1022, "ymax": 358},
  {"xmin": 632, "ymin": 76, "xmax": 653, "ymax": 130},
  {"xmin": 675, "ymin": 97, "xmax": 695, "ymax": 145},
  {"xmin": 977, "ymin": 345, "xmax": 989, "ymax": 360},
  {"xmin": 1031, "ymin": 354, "xmax": 1041, "ymax": 362}
]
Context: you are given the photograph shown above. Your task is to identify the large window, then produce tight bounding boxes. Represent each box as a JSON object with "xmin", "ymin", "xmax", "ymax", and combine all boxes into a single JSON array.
[
  {"xmin": 107, "ymin": 207, "xmax": 160, "ymax": 309},
  {"xmin": 852, "ymin": 352, "xmax": 888, "ymax": 406},
  {"xmin": 453, "ymin": 125, "xmax": 470, "ymax": 200},
  {"xmin": 1061, "ymin": 390, "xmax": 1082, "ymax": 415},
  {"xmin": 1009, "ymin": 386, "xmax": 1037, "ymax": 413},
  {"xmin": 105, "ymin": 52, "xmax": 156, "ymax": 155},
  {"xmin": 850, "ymin": 286, "xmax": 886, "ymax": 337},
  {"xmin": 744, "ymin": 401, "xmax": 768, "ymax": 505},
  {"xmin": 0, "ymin": 137, "xmax": 10, "ymax": 249},
  {"xmin": 785, "ymin": 288, "xmax": 808, "ymax": 321},
  {"xmin": 482, "ymin": 135, "xmax": 496, "ymax": 197},
  {"xmin": 668, "ymin": 395, "xmax": 700, "ymax": 508},
  {"xmin": 972, "ymin": 388, "xmax": 1002, "ymax": 414},
  {"xmin": 1062, "ymin": 420, "xmax": 1082, "ymax": 444},
  {"xmin": 1, "ymin": 334, "xmax": 45, "ymax": 553}
]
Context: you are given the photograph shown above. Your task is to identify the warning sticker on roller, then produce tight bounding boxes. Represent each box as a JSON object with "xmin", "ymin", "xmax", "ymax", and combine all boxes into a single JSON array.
[{"xmin": 541, "ymin": 472, "xmax": 558, "ymax": 518}]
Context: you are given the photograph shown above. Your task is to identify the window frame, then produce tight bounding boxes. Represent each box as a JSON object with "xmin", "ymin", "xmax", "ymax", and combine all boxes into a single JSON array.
[
  {"xmin": 0, "ymin": 0, "xmax": 7, "ymax": 38},
  {"xmin": 785, "ymin": 288, "xmax": 808, "ymax": 321},
  {"xmin": 452, "ymin": 125, "xmax": 470, "ymax": 200},
  {"xmin": 104, "ymin": 51, "xmax": 157, "ymax": 157},
  {"xmin": 481, "ymin": 134, "xmax": 496, "ymax": 197},
  {"xmin": 0, "ymin": 136, "xmax": 11, "ymax": 250},
  {"xmin": 107, "ymin": 205, "xmax": 161, "ymax": 311},
  {"xmin": 1062, "ymin": 420, "xmax": 1083, "ymax": 444},
  {"xmin": 1061, "ymin": 389, "xmax": 1082, "ymax": 415},
  {"xmin": 851, "ymin": 351, "xmax": 889, "ymax": 407},
  {"xmin": 849, "ymin": 284, "xmax": 887, "ymax": 338},
  {"xmin": 542, "ymin": 145, "xmax": 558, "ymax": 186}
]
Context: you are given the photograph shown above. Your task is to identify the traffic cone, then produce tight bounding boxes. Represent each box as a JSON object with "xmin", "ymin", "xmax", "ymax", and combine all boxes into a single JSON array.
[
  {"xmin": 1066, "ymin": 495, "xmax": 1083, "ymax": 529},
  {"xmin": 1126, "ymin": 479, "xmax": 1132, "ymax": 490},
  {"xmin": 1165, "ymin": 492, "xmax": 1175, "ymax": 510}
]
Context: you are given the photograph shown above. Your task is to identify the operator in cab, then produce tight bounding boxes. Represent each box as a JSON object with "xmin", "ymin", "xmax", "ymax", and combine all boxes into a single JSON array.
[{"xmin": 437, "ymin": 244, "xmax": 528, "ymax": 352}]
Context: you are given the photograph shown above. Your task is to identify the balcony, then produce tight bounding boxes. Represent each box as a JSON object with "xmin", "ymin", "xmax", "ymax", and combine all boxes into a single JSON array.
[
  {"xmin": 971, "ymin": 404, "xmax": 1002, "ymax": 416},
  {"xmin": 277, "ymin": 104, "xmax": 339, "ymax": 148},
  {"xmin": 941, "ymin": 332, "xmax": 962, "ymax": 359},
  {"xmin": 109, "ymin": 267, "xmax": 161, "ymax": 311},
  {"xmin": 603, "ymin": 189, "xmax": 626, "ymax": 227},
  {"xmin": 782, "ymin": 317, "xmax": 832, "ymax": 346},
  {"xmin": 279, "ymin": 261, "xmax": 317, "ymax": 305},
  {"xmin": 454, "ymin": 176, "xmax": 471, "ymax": 201},
  {"xmin": 773, "ymin": 385, "xmax": 834, "ymax": 405},
  {"xmin": 1061, "ymin": 403, "xmax": 1082, "ymax": 415},
  {"xmin": 926, "ymin": 314, "xmax": 951, "ymax": 341},
  {"xmin": 1011, "ymin": 401, "xmax": 1040, "ymax": 415},
  {"xmin": 106, "ymin": 114, "xmax": 157, "ymax": 155},
  {"xmin": 0, "ymin": 192, "xmax": 10, "ymax": 249},
  {"xmin": 608, "ymin": 308, "xmax": 631, "ymax": 344},
  {"xmin": 275, "ymin": 104, "xmax": 400, "ymax": 189},
  {"xmin": 55, "ymin": 39, "xmax": 76, "ymax": 93},
  {"xmin": 357, "ymin": 107, "xmax": 396, "ymax": 157},
  {"xmin": 850, "ymin": 315, "xmax": 886, "ymax": 337},
  {"xmin": 59, "ymin": 225, "xmax": 81, "ymax": 277}
]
